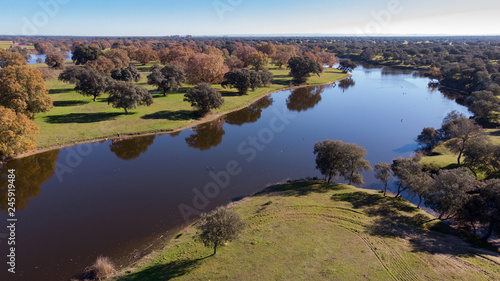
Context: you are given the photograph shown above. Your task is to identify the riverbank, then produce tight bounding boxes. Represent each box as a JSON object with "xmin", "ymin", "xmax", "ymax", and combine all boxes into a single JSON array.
[
  {"xmin": 420, "ymin": 128, "xmax": 500, "ymax": 177},
  {"xmin": 8, "ymin": 64, "xmax": 350, "ymax": 162},
  {"xmin": 110, "ymin": 180, "xmax": 500, "ymax": 281}
]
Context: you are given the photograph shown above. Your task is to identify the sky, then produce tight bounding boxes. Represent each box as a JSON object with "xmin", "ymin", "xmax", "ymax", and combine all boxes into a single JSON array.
[{"xmin": 0, "ymin": 0, "xmax": 499, "ymax": 36}]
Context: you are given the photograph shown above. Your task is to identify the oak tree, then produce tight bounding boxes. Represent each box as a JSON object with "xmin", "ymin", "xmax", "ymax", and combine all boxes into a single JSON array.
[
  {"xmin": 0, "ymin": 106, "xmax": 39, "ymax": 160},
  {"xmin": 106, "ymin": 81, "xmax": 153, "ymax": 114},
  {"xmin": 184, "ymin": 83, "xmax": 224, "ymax": 115},
  {"xmin": 197, "ymin": 207, "xmax": 245, "ymax": 255},
  {"xmin": 0, "ymin": 65, "xmax": 53, "ymax": 118}
]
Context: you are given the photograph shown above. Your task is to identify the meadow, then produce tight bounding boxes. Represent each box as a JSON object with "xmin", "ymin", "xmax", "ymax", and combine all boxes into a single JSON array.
[
  {"xmin": 113, "ymin": 181, "xmax": 500, "ymax": 281},
  {"xmin": 33, "ymin": 62, "xmax": 349, "ymax": 148}
]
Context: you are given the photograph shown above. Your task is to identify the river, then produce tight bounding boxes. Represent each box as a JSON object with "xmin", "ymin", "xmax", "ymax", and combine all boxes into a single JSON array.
[{"xmin": 0, "ymin": 64, "xmax": 470, "ymax": 280}]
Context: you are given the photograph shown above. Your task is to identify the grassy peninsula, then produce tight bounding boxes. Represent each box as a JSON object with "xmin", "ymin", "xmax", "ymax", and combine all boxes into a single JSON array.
[{"xmin": 112, "ymin": 181, "xmax": 500, "ymax": 281}]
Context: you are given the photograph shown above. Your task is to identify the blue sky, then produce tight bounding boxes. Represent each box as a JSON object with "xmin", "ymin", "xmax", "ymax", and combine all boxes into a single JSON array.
[{"xmin": 0, "ymin": 0, "xmax": 498, "ymax": 36}]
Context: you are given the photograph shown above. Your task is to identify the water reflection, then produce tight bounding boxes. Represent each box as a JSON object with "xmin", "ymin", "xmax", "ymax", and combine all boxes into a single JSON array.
[
  {"xmin": 338, "ymin": 77, "xmax": 356, "ymax": 92},
  {"xmin": 0, "ymin": 150, "xmax": 59, "ymax": 212},
  {"xmin": 225, "ymin": 96, "xmax": 274, "ymax": 126},
  {"xmin": 286, "ymin": 86, "xmax": 327, "ymax": 112},
  {"xmin": 185, "ymin": 119, "xmax": 226, "ymax": 151},
  {"xmin": 380, "ymin": 67, "xmax": 414, "ymax": 76},
  {"xmin": 438, "ymin": 87, "xmax": 464, "ymax": 102},
  {"xmin": 109, "ymin": 136, "xmax": 156, "ymax": 160},
  {"xmin": 169, "ymin": 131, "xmax": 182, "ymax": 138}
]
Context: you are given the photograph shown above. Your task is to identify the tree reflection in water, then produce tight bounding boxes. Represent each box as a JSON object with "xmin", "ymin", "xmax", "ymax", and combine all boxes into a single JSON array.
[
  {"xmin": 286, "ymin": 85, "xmax": 327, "ymax": 112},
  {"xmin": 0, "ymin": 150, "xmax": 60, "ymax": 212},
  {"xmin": 338, "ymin": 77, "xmax": 356, "ymax": 92},
  {"xmin": 109, "ymin": 135, "xmax": 156, "ymax": 160},
  {"xmin": 225, "ymin": 96, "xmax": 274, "ymax": 126},
  {"xmin": 185, "ymin": 119, "xmax": 226, "ymax": 151}
]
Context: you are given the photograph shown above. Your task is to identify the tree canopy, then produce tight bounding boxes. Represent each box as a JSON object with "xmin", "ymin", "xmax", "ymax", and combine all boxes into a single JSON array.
[
  {"xmin": 221, "ymin": 69, "xmax": 272, "ymax": 95},
  {"xmin": 184, "ymin": 83, "xmax": 224, "ymax": 115},
  {"xmin": 0, "ymin": 65, "xmax": 53, "ymax": 119},
  {"xmin": 59, "ymin": 66, "xmax": 108, "ymax": 101},
  {"xmin": 111, "ymin": 64, "xmax": 141, "ymax": 82},
  {"xmin": 72, "ymin": 45, "xmax": 102, "ymax": 65},
  {"xmin": 0, "ymin": 49, "xmax": 26, "ymax": 68},
  {"xmin": 0, "ymin": 106, "xmax": 39, "ymax": 160},
  {"xmin": 186, "ymin": 53, "xmax": 228, "ymax": 84},
  {"xmin": 45, "ymin": 52, "xmax": 65, "ymax": 69},
  {"xmin": 197, "ymin": 207, "xmax": 245, "ymax": 255},
  {"xmin": 313, "ymin": 140, "xmax": 372, "ymax": 184},
  {"xmin": 288, "ymin": 56, "xmax": 323, "ymax": 84},
  {"xmin": 147, "ymin": 64, "xmax": 185, "ymax": 96},
  {"xmin": 106, "ymin": 81, "xmax": 154, "ymax": 114},
  {"xmin": 338, "ymin": 59, "xmax": 357, "ymax": 73}
]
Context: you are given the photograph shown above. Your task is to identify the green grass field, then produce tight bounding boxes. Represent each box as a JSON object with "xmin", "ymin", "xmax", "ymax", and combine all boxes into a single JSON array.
[
  {"xmin": 0, "ymin": 41, "xmax": 13, "ymax": 49},
  {"xmin": 33, "ymin": 62, "xmax": 349, "ymax": 148},
  {"xmin": 420, "ymin": 129, "xmax": 500, "ymax": 175},
  {"xmin": 113, "ymin": 181, "xmax": 500, "ymax": 281}
]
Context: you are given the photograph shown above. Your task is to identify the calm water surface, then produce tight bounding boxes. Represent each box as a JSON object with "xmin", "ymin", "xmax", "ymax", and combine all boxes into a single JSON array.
[
  {"xmin": 28, "ymin": 51, "xmax": 72, "ymax": 64},
  {"xmin": 0, "ymin": 64, "xmax": 469, "ymax": 280}
]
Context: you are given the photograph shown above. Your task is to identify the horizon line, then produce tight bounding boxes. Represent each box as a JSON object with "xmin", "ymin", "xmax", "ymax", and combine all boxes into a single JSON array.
[{"xmin": 2, "ymin": 33, "xmax": 500, "ymax": 38}]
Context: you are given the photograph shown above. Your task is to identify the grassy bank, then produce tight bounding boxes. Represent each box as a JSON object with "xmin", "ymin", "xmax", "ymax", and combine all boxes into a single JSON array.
[
  {"xmin": 32, "ymin": 62, "xmax": 349, "ymax": 148},
  {"xmin": 112, "ymin": 181, "xmax": 500, "ymax": 281},
  {"xmin": 420, "ymin": 128, "xmax": 500, "ymax": 175}
]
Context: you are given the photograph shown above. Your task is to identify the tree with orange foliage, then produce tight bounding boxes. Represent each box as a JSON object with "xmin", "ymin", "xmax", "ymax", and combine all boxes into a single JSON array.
[
  {"xmin": 71, "ymin": 40, "xmax": 84, "ymax": 52},
  {"xmin": 271, "ymin": 45, "xmax": 297, "ymax": 69},
  {"xmin": 0, "ymin": 65, "xmax": 53, "ymax": 119},
  {"xmin": 86, "ymin": 56, "xmax": 115, "ymax": 74},
  {"xmin": 225, "ymin": 56, "xmax": 244, "ymax": 70},
  {"xmin": 203, "ymin": 46, "xmax": 224, "ymax": 56},
  {"xmin": 234, "ymin": 45, "xmax": 257, "ymax": 67},
  {"xmin": 34, "ymin": 42, "xmax": 55, "ymax": 54},
  {"xmin": 0, "ymin": 106, "xmax": 39, "ymax": 160},
  {"xmin": 135, "ymin": 47, "xmax": 158, "ymax": 65},
  {"xmin": 317, "ymin": 52, "xmax": 339, "ymax": 68},
  {"xmin": 104, "ymin": 49, "xmax": 130, "ymax": 69},
  {"xmin": 186, "ymin": 53, "xmax": 228, "ymax": 84},
  {"xmin": 248, "ymin": 52, "xmax": 269, "ymax": 71},
  {"xmin": 0, "ymin": 49, "xmax": 26, "ymax": 68},
  {"xmin": 45, "ymin": 52, "xmax": 65, "ymax": 69},
  {"xmin": 256, "ymin": 42, "xmax": 277, "ymax": 57},
  {"xmin": 121, "ymin": 45, "xmax": 138, "ymax": 61},
  {"xmin": 165, "ymin": 44, "xmax": 195, "ymax": 65},
  {"xmin": 158, "ymin": 48, "xmax": 171, "ymax": 65}
]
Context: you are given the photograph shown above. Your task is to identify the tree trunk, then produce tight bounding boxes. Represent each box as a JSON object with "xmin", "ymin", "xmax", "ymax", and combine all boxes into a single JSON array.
[
  {"xmin": 457, "ymin": 151, "xmax": 463, "ymax": 166},
  {"xmin": 124, "ymin": 108, "xmax": 128, "ymax": 115},
  {"xmin": 395, "ymin": 184, "xmax": 402, "ymax": 198},
  {"xmin": 213, "ymin": 245, "xmax": 217, "ymax": 255},
  {"xmin": 383, "ymin": 183, "xmax": 387, "ymax": 197},
  {"xmin": 327, "ymin": 174, "xmax": 332, "ymax": 183},
  {"xmin": 417, "ymin": 197, "xmax": 422, "ymax": 209},
  {"xmin": 163, "ymin": 89, "xmax": 167, "ymax": 96},
  {"xmin": 93, "ymin": 95, "xmax": 97, "ymax": 102},
  {"xmin": 482, "ymin": 218, "xmax": 495, "ymax": 240}
]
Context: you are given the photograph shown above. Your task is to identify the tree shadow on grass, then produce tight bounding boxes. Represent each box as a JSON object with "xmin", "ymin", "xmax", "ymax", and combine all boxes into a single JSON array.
[
  {"xmin": 256, "ymin": 180, "xmax": 346, "ymax": 197},
  {"xmin": 53, "ymin": 100, "xmax": 89, "ymax": 107},
  {"xmin": 49, "ymin": 88, "xmax": 73, "ymax": 94},
  {"xmin": 44, "ymin": 112, "xmax": 128, "ymax": 123},
  {"xmin": 220, "ymin": 90, "xmax": 245, "ymax": 97},
  {"xmin": 119, "ymin": 256, "xmax": 210, "ymax": 281},
  {"xmin": 489, "ymin": 130, "xmax": 500, "ymax": 137},
  {"xmin": 142, "ymin": 110, "xmax": 196, "ymax": 120},
  {"xmin": 270, "ymin": 74, "xmax": 292, "ymax": 86},
  {"xmin": 331, "ymin": 192, "xmax": 418, "ymax": 215}
]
